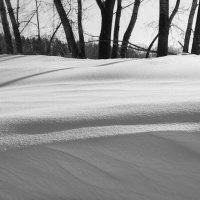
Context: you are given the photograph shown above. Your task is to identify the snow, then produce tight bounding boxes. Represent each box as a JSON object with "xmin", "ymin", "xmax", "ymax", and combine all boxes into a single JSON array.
[{"xmin": 0, "ymin": 54, "xmax": 200, "ymax": 200}]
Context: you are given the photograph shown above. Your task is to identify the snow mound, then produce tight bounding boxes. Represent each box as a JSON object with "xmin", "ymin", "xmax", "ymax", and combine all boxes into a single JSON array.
[
  {"xmin": 1, "ymin": 55, "xmax": 200, "ymax": 200},
  {"xmin": 0, "ymin": 55, "xmax": 200, "ymax": 151}
]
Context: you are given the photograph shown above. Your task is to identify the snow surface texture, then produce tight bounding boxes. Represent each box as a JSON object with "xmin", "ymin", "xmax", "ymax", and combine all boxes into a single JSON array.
[
  {"xmin": 1, "ymin": 55, "xmax": 200, "ymax": 150},
  {"xmin": 0, "ymin": 55, "xmax": 200, "ymax": 200}
]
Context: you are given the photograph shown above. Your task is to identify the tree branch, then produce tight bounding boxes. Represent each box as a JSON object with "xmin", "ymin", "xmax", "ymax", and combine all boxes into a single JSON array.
[
  {"xmin": 169, "ymin": 0, "xmax": 180, "ymax": 24},
  {"xmin": 95, "ymin": 0, "xmax": 104, "ymax": 10}
]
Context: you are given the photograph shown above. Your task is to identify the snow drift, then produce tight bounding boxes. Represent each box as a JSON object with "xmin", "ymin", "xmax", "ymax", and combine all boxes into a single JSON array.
[{"xmin": 0, "ymin": 55, "xmax": 200, "ymax": 200}]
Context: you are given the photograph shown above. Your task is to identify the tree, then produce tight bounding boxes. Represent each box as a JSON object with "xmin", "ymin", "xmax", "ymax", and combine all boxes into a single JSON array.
[
  {"xmin": 35, "ymin": 0, "xmax": 42, "ymax": 54},
  {"xmin": 146, "ymin": 0, "xmax": 180, "ymax": 58},
  {"xmin": 5, "ymin": 0, "xmax": 23, "ymax": 54},
  {"xmin": 16, "ymin": 0, "xmax": 19, "ymax": 27},
  {"xmin": 183, "ymin": 0, "xmax": 198, "ymax": 53},
  {"xmin": 0, "ymin": 0, "xmax": 13, "ymax": 54},
  {"xmin": 47, "ymin": 22, "xmax": 62, "ymax": 55},
  {"xmin": 111, "ymin": 0, "xmax": 122, "ymax": 58},
  {"xmin": 191, "ymin": 2, "xmax": 200, "ymax": 54},
  {"xmin": 35, "ymin": 0, "xmax": 41, "ymax": 41},
  {"xmin": 77, "ymin": 0, "xmax": 86, "ymax": 58},
  {"xmin": 120, "ymin": 0, "xmax": 141, "ymax": 58},
  {"xmin": 54, "ymin": 0, "xmax": 80, "ymax": 58},
  {"xmin": 157, "ymin": 0, "xmax": 169, "ymax": 57},
  {"xmin": 96, "ymin": 0, "xmax": 116, "ymax": 59}
]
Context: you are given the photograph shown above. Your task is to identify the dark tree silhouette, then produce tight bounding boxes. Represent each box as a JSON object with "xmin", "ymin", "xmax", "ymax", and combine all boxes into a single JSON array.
[
  {"xmin": 111, "ymin": 0, "xmax": 122, "ymax": 58},
  {"xmin": 96, "ymin": 0, "xmax": 116, "ymax": 59},
  {"xmin": 147, "ymin": 0, "xmax": 180, "ymax": 58},
  {"xmin": 0, "ymin": 0, "xmax": 13, "ymax": 54},
  {"xmin": 183, "ymin": 0, "xmax": 198, "ymax": 53},
  {"xmin": 5, "ymin": 0, "xmax": 23, "ymax": 54},
  {"xmin": 77, "ymin": 0, "xmax": 86, "ymax": 58},
  {"xmin": 54, "ymin": 0, "xmax": 80, "ymax": 58},
  {"xmin": 35, "ymin": 0, "xmax": 40, "ymax": 41},
  {"xmin": 16, "ymin": 0, "xmax": 19, "ymax": 26},
  {"xmin": 191, "ymin": 2, "xmax": 200, "ymax": 55},
  {"xmin": 157, "ymin": 0, "xmax": 169, "ymax": 57},
  {"xmin": 120, "ymin": 0, "xmax": 141, "ymax": 58}
]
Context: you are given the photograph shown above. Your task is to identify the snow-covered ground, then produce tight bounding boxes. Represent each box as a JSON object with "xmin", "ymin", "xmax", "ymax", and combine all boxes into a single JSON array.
[{"xmin": 0, "ymin": 55, "xmax": 200, "ymax": 200}]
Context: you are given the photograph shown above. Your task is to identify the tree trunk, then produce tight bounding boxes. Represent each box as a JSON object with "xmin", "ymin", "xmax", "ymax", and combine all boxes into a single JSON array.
[
  {"xmin": 120, "ymin": 0, "xmax": 140, "ymax": 58},
  {"xmin": 168, "ymin": 0, "xmax": 180, "ymax": 24},
  {"xmin": 191, "ymin": 3, "xmax": 200, "ymax": 54},
  {"xmin": 77, "ymin": 0, "xmax": 86, "ymax": 58},
  {"xmin": 16, "ymin": 0, "xmax": 19, "ymax": 27},
  {"xmin": 5, "ymin": 0, "xmax": 23, "ymax": 54},
  {"xmin": 96, "ymin": 0, "xmax": 115, "ymax": 59},
  {"xmin": 35, "ymin": 0, "xmax": 40, "ymax": 41},
  {"xmin": 157, "ymin": 0, "xmax": 169, "ymax": 57},
  {"xmin": 111, "ymin": 0, "xmax": 122, "ymax": 58},
  {"xmin": 147, "ymin": 0, "xmax": 180, "ymax": 58},
  {"xmin": 47, "ymin": 22, "xmax": 61, "ymax": 55},
  {"xmin": 183, "ymin": 0, "xmax": 198, "ymax": 53},
  {"xmin": 34, "ymin": 0, "xmax": 42, "ymax": 54},
  {"xmin": 0, "ymin": 0, "xmax": 13, "ymax": 54},
  {"xmin": 146, "ymin": 34, "xmax": 158, "ymax": 58},
  {"xmin": 54, "ymin": 0, "xmax": 80, "ymax": 58}
]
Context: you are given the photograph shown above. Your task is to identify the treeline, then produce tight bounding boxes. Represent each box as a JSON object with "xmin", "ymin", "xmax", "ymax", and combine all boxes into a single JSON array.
[
  {"xmin": 0, "ymin": 34, "xmax": 69, "ymax": 56},
  {"xmin": 0, "ymin": 33, "xmax": 149, "ymax": 58},
  {"xmin": 0, "ymin": 0, "xmax": 199, "ymax": 59}
]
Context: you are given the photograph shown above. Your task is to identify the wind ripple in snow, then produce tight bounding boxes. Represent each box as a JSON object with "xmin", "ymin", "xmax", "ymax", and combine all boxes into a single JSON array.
[{"xmin": 0, "ymin": 123, "xmax": 200, "ymax": 151}]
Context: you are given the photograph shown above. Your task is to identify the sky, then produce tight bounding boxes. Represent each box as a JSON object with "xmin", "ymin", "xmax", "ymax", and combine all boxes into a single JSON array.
[{"xmin": 0, "ymin": 0, "xmax": 195, "ymax": 50}]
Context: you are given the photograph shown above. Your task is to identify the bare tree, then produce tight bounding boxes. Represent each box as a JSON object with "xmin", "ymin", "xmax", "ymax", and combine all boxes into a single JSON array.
[
  {"xmin": 191, "ymin": 2, "xmax": 200, "ymax": 54},
  {"xmin": 35, "ymin": 0, "xmax": 40, "ymax": 41},
  {"xmin": 77, "ymin": 0, "xmax": 86, "ymax": 58},
  {"xmin": 183, "ymin": 0, "xmax": 198, "ymax": 53},
  {"xmin": 54, "ymin": 0, "xmax": 80, "ymax": 58},
  {"xmin": 157, "ymin": 0, "xmax": 169, "ymax": 57},
  {"xmin": 0, "ymin": 0, "xmax": 13, "ymax": 54},
  {"xmin": 111, "ymin": 0, "xmax": 122, "ymax": 58},
  {"xmin": 96, "ymin": 0, "xmax": 116, "ymax": 59},
  {"xmin": 5, "ymin": 0, "xmax": 23, "ymax": 53},
  {"xmin": 20, "ymin": 11, "xmax": 36, "ymax": 34},
  {"xmin": 147, "ymin": 0, "xmax": 180, "ymax": 58},
  {"xmin": 47, "ymin": 22, "xmax": 62, "ymax": 55},
  {"xmin": 120, "ymin": 0, "xmax": 141, "ymax": 58},
  {"xmin": 16, "ymin": 0, "xmax": 19, "ymax": 27}
]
